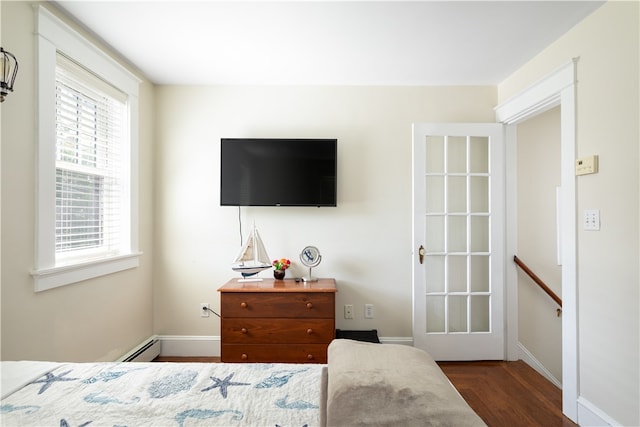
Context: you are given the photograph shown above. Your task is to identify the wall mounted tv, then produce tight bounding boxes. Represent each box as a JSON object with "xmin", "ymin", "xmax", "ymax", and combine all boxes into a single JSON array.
[{"xmin": 220, "ymin": 138, "xmax": 337, "ymax": 207}]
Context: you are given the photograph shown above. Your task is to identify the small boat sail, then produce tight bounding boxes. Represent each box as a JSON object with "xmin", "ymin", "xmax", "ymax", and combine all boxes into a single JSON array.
[{"xmin": 232, "ymin": 225, "xmax": 271, "ymax": 281}]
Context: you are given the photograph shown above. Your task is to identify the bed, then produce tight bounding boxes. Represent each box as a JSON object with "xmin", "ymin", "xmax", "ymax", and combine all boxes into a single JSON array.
[{"xmin": 1, "ymin": 339, "xmax": 486, "ymax": 427}]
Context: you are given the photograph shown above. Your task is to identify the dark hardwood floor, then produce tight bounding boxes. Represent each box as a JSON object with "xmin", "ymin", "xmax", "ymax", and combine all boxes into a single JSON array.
[
  {"xmin": 153, "ymin": 356, "xmax": 574, "ymax": 427},
  {"xmin": 438, "ymin": 360, "xmax": 577, "ymax": 427}
]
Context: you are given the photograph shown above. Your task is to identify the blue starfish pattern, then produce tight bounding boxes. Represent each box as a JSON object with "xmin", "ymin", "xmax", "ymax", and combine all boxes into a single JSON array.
[
  {"xmin": 201, "ymin": 372, "xmax": 250, "ymax": 398},
  {"xmin": 31, "ymin": 370, "xmax": 79, "ymax": 394}
]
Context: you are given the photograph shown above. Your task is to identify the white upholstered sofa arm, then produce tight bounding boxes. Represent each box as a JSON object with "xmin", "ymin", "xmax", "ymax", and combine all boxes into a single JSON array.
[{"xmin": 323, "ymin": 339, "xmax": 486, "ymax": 427}]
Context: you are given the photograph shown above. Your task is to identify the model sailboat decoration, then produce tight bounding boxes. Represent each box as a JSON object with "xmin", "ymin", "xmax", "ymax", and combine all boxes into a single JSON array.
[{"xmin": 232, "ymin": 224, "xmax": 271, "ymax": 281}]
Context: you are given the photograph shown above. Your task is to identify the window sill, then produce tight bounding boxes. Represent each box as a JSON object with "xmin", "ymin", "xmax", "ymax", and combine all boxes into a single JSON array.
[{"xmin": 31, "ymin": 252, "xmax": 142, "ymax": 292}]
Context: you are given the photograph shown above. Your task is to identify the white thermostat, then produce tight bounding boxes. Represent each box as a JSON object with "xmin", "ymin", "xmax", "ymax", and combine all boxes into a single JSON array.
[{"xmin": 576, "ymin": 155, "xmax": 598, "ymax": 176}]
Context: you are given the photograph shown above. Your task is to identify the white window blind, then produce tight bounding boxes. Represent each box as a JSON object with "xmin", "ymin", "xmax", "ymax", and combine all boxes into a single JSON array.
[{"xmin": 55, "ymin": 54, "xmax": 128, "ymax": 259}]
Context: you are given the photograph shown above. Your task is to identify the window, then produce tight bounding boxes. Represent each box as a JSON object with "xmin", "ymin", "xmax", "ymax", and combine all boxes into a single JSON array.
[
  {"xmin": 55, "ymin": 56, "xmax": 127, "ymax": 258},
  {"xmin": 33, "ymin": 7, "xmax": 140, "ymax": 291}
]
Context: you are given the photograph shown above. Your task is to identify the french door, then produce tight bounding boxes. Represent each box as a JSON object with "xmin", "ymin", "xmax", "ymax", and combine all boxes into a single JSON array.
[{"xmin": 413, "ymin": 123, "xmax": 505, "ymax": 360}]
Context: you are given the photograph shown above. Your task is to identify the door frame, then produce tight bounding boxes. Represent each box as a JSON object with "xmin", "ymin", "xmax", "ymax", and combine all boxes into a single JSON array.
[{"xmin": 495, "ymin": 58, "xmax": 578, "ymax": 422}]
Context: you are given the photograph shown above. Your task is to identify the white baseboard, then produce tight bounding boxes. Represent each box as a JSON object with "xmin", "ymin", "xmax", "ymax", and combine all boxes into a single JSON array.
[
  {"xmin": 156, "ymin": 335, "xmax": 414, "ymax": 357},
  {"xmin": 379, "ymin": 337, "xmax": 413, "ymax": 345},
  {"xmin": 577, "ymin": 396, "xmax": 621, "ymax": 427},
  {"xmin": 517, "ymin": 342, "xmax": 562, "ymax": 389},
  {"xmin": 158, "ymin": 335, "xmax": 220, "ymax": 357}
]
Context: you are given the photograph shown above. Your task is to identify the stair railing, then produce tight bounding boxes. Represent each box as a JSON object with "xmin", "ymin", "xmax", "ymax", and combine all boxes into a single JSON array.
[{"xmin": 513, "ymin": 255, "xmax": 562, "ymax": 317}]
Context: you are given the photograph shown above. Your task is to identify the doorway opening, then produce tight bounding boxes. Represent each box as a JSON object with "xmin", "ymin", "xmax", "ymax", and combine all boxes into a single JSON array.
[{"xmin": 515, "ymin": 106, "xmax": 563, "ymax": 388}]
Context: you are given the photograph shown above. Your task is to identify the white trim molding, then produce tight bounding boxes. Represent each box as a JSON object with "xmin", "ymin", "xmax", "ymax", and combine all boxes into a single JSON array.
[
  {"xmin": 378, "ymin": 337, "xmax": 414, "ymax": 346},
  {"xmin": 495, "ymin": 58, "xmax": 579, "ymax": 422},
  {"xmin": 33, "ymin": 6, "xmax": 141, "ymax": 291},
  {"xmin": 31, "ymin": 252, "xmax": 142, "ymax": 292},
  {"xmin": 495, "ymin": 59, "xmax": 577, "ymax": 125},
  {"xmin": 517, "ymin": 342, "xmax": 562, "ymax": 389},
  {"xmin": 577, "ymin": 397, "xmax": 622, "ymax": 427}
]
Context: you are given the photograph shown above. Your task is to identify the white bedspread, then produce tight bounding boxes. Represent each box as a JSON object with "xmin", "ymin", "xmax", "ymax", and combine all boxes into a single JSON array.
[
  {"xmin": 1, "ymin": 361, "xmax": 322, "ymax": 426},
  {"xmin": 0, "ymin": 361, "xmax": 63, "ymax": 399}
]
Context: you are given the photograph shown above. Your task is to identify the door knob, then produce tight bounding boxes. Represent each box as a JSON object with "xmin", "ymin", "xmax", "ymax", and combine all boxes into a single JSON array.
[{"xmin": 418, "ymin": 245, "xmax": 425, "ymax": 264}]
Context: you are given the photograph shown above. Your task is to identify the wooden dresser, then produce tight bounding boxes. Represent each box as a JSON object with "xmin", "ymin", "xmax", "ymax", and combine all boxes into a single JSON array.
[{"xmin": 218, "ymin": 278, "xmax": 336, "ymax": 363}]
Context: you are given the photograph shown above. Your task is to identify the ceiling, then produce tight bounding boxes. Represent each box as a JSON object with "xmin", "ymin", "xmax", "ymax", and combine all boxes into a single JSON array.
[{"xmin": 53, "ymin": 1, "xmax": 604, "ymax": 86}]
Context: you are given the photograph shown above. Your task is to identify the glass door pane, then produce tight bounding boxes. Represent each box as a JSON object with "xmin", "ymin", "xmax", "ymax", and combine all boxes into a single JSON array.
[{"xmin": 425, "ymin": 134, "xmax": 491, "ymax": 335}]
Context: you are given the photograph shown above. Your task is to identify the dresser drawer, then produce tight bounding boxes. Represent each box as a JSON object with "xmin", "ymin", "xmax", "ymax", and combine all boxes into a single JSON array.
[
  {"xmin": 222, "ymin": 318, "xmax": 334, "ymax": 344},
  {"xmin": 221, "ymin": 343, "xmax": 329, "ymax": 363},
  {"xmin": 221, "ymin": 292, "xmax": 335, "ymax": 318}
]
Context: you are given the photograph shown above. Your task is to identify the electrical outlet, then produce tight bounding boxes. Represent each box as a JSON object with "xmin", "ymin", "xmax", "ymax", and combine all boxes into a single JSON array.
[
  {"xmin": 365, "ymin": 304, "xmax": 374, "ymax": 319},
  {"xmin": 200, "ymin": 303, "xmax": 210, "ymax": 318},
  {"xmin": 344, "ymin": 304, "xmax": 354, "ymax": 319}
]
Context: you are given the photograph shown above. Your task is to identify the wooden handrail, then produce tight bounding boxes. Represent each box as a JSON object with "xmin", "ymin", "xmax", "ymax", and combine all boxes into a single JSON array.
[{"xmin": 513, "ymin": 255, "xmax": 562, "ymax": 308}]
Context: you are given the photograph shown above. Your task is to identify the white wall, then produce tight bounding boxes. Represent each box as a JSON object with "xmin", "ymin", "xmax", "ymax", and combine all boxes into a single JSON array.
[
  {"xmin": 499, "ymin": 2, "xmax": 639, "ymax": 425},
  {"xmin": 0, "ymin": 2, "xmax": 156, "ymax": 362},
  {"xmin": 516, "ymin": 106, "xmax": 562, "ymax": 383},
  {"xmin": 153, "ymin": 85, "xmax": 497, "ymax": 339}
]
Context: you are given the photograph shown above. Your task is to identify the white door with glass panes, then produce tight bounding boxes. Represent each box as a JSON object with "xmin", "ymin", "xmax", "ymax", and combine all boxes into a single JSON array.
[{"xmin": 413, "ymin": 123, "xmax": 504, "ymax": 361}]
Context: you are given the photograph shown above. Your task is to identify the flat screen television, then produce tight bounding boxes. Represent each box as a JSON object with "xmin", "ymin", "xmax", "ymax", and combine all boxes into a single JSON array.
[{"xmin": 220, "ymin": 138, "xmax": 337, "ymax": 207}]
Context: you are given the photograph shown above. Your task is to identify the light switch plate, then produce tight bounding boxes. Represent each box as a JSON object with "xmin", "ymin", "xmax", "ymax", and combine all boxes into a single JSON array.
[
  {"xmin": 364, "ymin": 304, "xmax": 374, "ymax": 319},
  {"xmin": 583, "ymin": 209, "xmax": 600, "ymax": 231}
]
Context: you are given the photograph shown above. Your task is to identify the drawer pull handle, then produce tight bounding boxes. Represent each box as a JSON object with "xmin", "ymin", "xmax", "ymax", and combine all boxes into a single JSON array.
[
  {"xmin": 241, "ymin": 353, "xmax": 248, "ymax": 360},
  {"xmin": 241, "ymin": 328, "xmax": 248, "ymax": 334},
  {"xmin": 307, "ymin": 354, "xmax": 314, "ymax": 360},
  {"xmin": 306, "ymin": 328, "xmax": 313, "ymax": 335},
  {"xmin": 306, "ymin": 302, "xmax": 313, "ymax": 309},
  {"xmin": 240, "ymin": 302, "xmax": 248, "ymax": 309}
]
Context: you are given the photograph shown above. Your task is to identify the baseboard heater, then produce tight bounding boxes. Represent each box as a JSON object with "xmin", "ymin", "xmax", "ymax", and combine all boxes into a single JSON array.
[{"xmin": 119, "ymin": 335, "xmax": 161, "ymax": 362}]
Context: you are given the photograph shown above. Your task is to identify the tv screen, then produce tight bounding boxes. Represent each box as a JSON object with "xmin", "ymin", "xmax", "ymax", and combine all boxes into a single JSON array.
[{"xmin": 220, "ymin": 138, "xmax": 337, "ymax": 207}]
